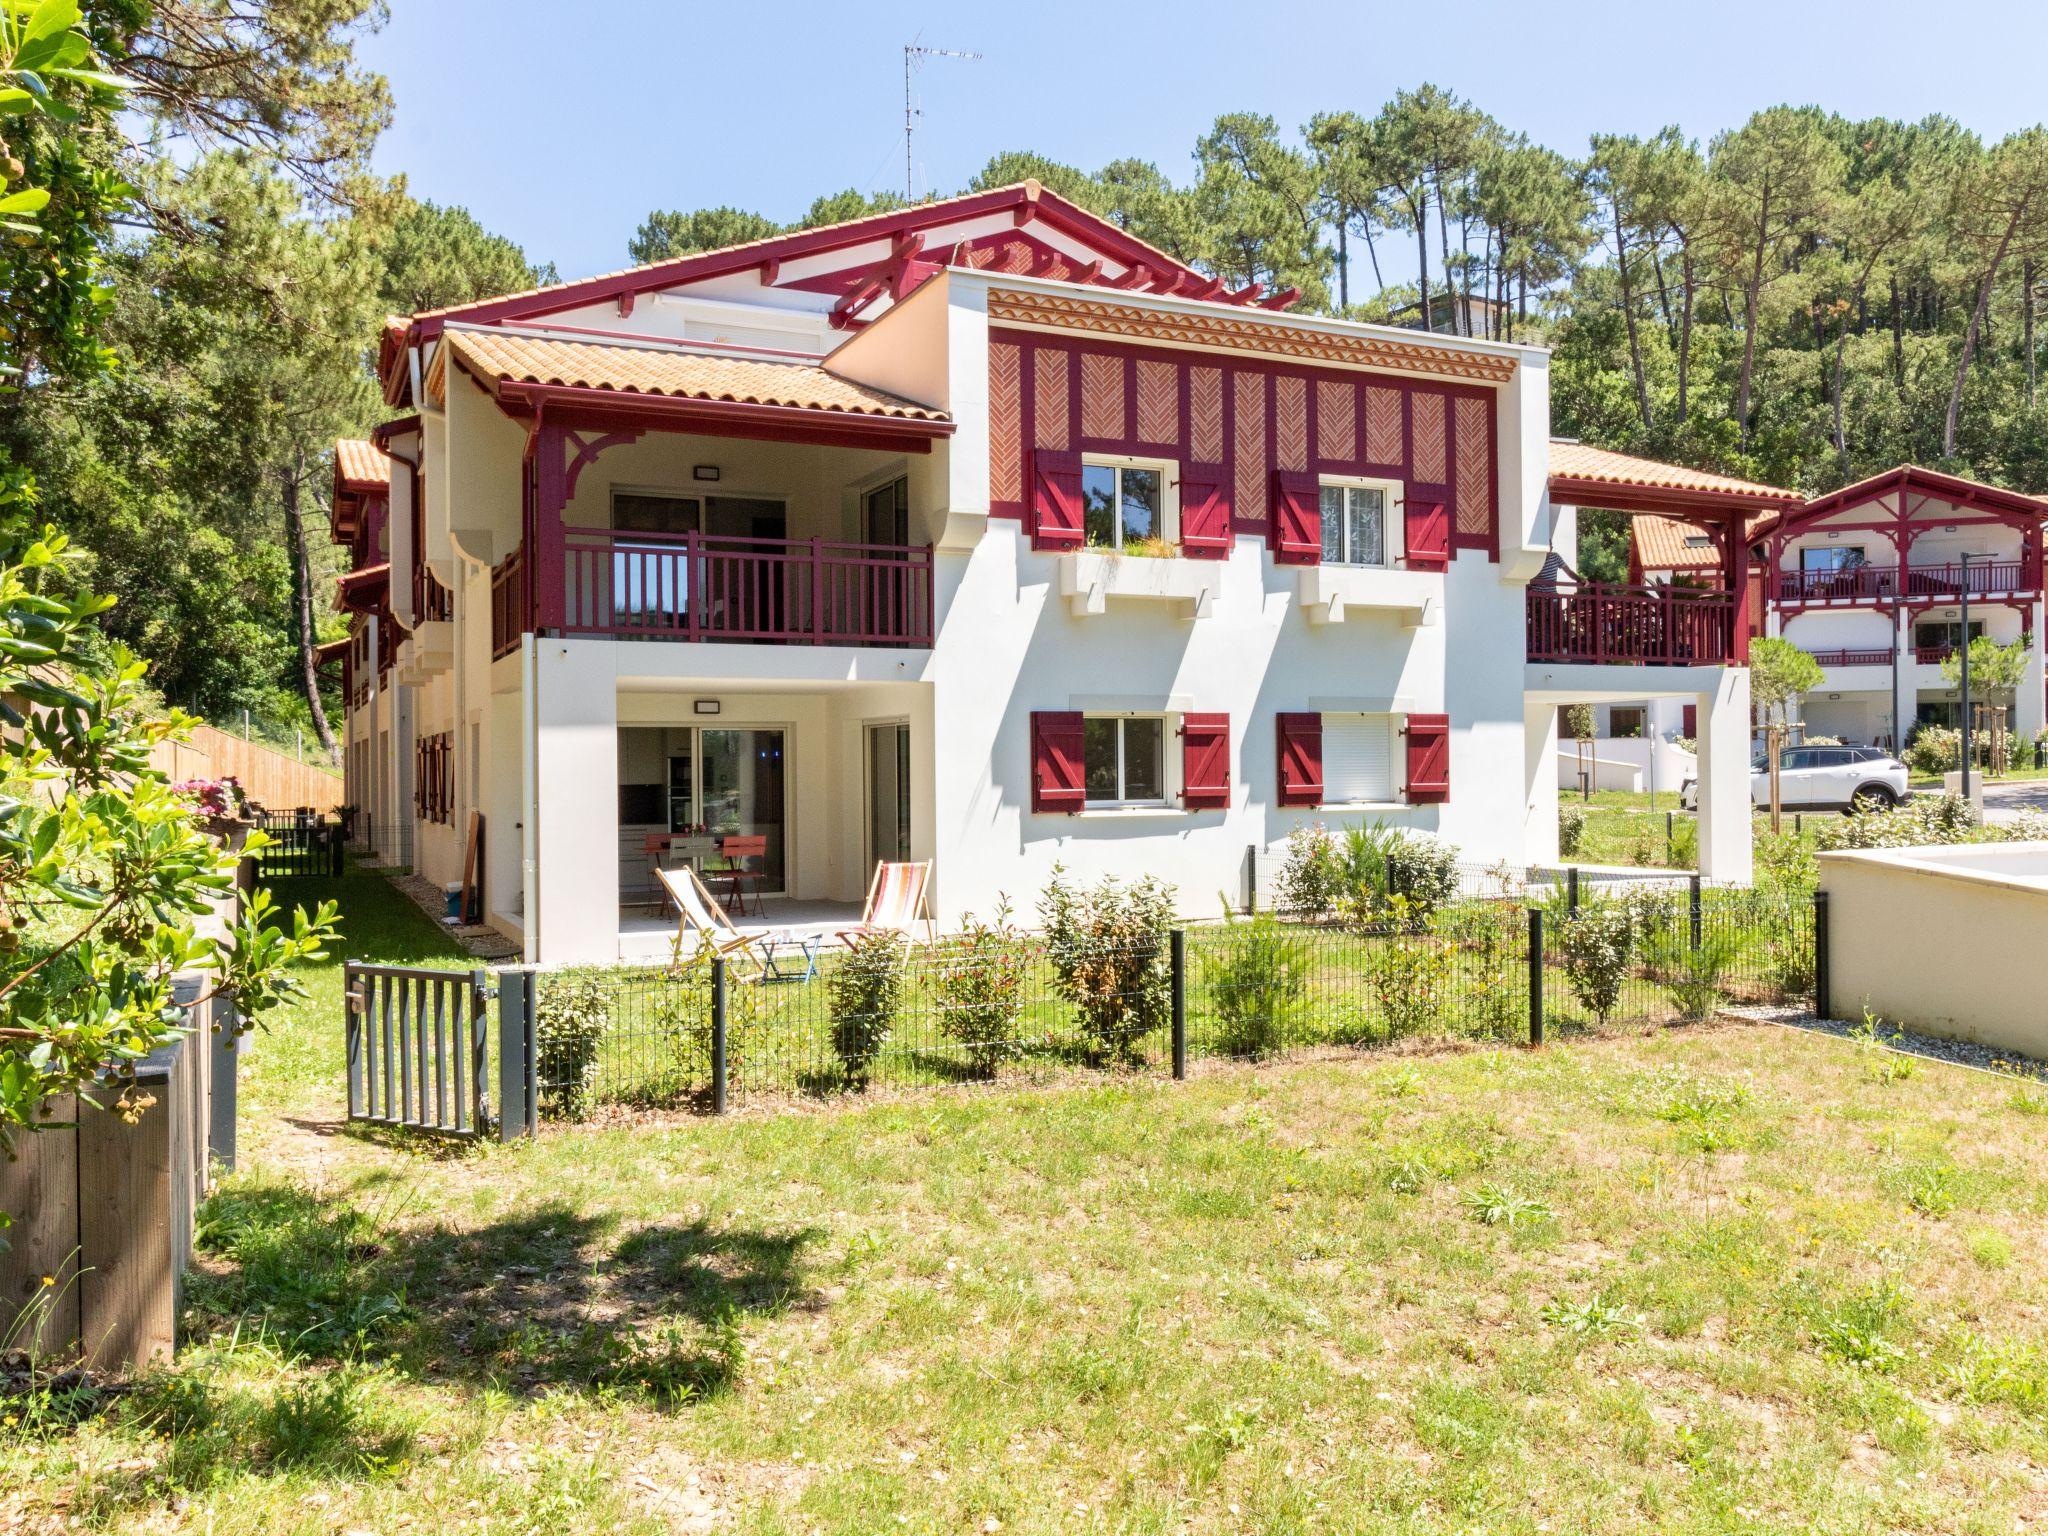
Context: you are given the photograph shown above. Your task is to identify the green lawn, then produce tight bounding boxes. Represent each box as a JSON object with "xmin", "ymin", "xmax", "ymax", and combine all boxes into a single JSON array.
[{"xmin": 8, "ymin": 869, "xmax": 2046, "ymax": 1533}]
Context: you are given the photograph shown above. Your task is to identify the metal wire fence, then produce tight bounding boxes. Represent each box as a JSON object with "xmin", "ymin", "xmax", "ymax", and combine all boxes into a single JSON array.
[{"xmin": 526, "ymin": 884, "xmax": 1816, "ymax": 1120}]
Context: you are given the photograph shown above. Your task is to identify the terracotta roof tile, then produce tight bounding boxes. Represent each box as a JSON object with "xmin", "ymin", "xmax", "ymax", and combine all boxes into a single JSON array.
[
  {"xmin": 1631, "ymin": 513, "xmax": 1741, "ymax": 572},
  {"xmin": 1549, "ymin": 441, "xmax": 1794, "ymax": 503},
  {"xmin": 334, "ymin": 437, "xmax": 392, "ymax": 490},
  {"xmin": 443, "ymin": 329, "xmax": 949, "ymax": 423}
]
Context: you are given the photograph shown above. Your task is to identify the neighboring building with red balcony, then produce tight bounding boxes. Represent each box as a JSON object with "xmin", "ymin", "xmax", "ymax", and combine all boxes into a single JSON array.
[
  {"xmin": 1635, "ymin": 464, "xmax": 2048, "ymax": 751},
  {"xmin": 328, "ymin": 183, "xmax": 1767, "ymax": 964}
]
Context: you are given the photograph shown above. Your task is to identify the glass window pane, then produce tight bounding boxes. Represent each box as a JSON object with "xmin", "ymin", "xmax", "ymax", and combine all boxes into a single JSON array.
[
  {"xmin": 1121, "ymin": 468, "xmax": 1161, "ymax": 545},
  {"xmin": 1320, "ymin": 486, "xmax": 1345, "ymax": 562},
  {"xmin": 1123, "ymin": 718, "xmax": 1165, "ymax": 800},
  {"xmin": 1083, "ymin": 465, "xmax": 1118, "ymax": 548},
  {"xmin": 1084, "ymin": 718, "xmax": 1120, "ymax": 800},
  {"xmin": 1352, "ymin": 488, "xmax": 1385, "ymax": 566}
]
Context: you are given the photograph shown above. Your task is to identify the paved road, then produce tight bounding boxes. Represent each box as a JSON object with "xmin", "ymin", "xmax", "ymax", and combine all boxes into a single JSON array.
[{"xmin": 1983, "ymin": 778, "xmax": 2048, "ymax": 826}]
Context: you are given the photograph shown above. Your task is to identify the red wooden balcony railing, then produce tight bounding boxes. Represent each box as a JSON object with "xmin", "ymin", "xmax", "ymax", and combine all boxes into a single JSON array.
[
  {"xmin": 490, "ymin": 547, "xmax": 526, "ymax": 661},
  {"xmin": 557, "ymin": 529, "xmax": 935, "ymax": 647},
  {"xmin": 1526, "ymin": 582, "xmax": 1737, "ymax": 666},
  {"xmin": 1807, "ymin": 648, "xmax": 1893, "ymax": 668},
  {"xmin": 1777, "ymin": 559, "xmax": 2036, "ymax": 603},
  {"xmin": 1913, "ymin": 643, "xmax": 1957, "ymax": 665}
]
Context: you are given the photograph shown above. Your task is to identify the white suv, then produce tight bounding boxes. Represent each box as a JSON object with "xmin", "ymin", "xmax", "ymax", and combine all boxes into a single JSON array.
[{"xmin": 1678, "ymin": 745, "xmax": 1909, "ymax": 813}]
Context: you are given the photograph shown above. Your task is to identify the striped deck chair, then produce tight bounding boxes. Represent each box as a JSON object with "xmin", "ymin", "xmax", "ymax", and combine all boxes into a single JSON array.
[
  {"xmin": 657, "ymin": 865, "xmax": 817, "ymax": 982},
  {"xmin": 837, "ymin": 860, "xmax": 935, "ymax": 947}
]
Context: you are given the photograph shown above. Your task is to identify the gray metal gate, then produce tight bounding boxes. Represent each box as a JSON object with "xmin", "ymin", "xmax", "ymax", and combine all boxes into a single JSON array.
[{"xmin": 343, "ymin": 962, "xmax": 538, "ymax": 1141}]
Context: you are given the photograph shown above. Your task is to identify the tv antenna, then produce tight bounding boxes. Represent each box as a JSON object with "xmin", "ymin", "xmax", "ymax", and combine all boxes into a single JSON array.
[{"xmin": 904, "ymin": 39, "xmax": 980, "ymax": 199}]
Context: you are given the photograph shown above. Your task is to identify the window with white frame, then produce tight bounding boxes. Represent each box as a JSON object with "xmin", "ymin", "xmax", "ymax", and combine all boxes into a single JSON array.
[
  {"xmin": 1082, "ymin": 459, "xmax": 1172, "ymax": 551},
  {"xmin": 1083, "ymin": 715, "xmax": 1168, "ymax": 806},
  {"xmin": 1320, "ymin": 481, "xmax": 1392, "ymax": 566},
  {"xmin": 1322, "ymin": 713, "xmax": 1396, "ymax": 803}
]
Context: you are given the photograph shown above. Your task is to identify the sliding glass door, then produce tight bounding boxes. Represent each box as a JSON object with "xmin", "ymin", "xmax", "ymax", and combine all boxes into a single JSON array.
[
  {"xmin": 866, "ymin": 722, "xmax": 911, "ymax": 868},
  {"xmin": 665, "ymin": 727, "xmax": 787, "ymax": 891}
]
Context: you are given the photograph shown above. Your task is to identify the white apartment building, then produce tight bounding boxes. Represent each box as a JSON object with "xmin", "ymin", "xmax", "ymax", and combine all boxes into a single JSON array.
[{"xmin": 329, "ymin": 183, "xmax": 1761, "ymax": 964}]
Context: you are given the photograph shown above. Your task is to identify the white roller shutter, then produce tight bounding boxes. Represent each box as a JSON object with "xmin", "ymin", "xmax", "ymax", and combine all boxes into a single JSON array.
[{"xmin": 1322, "ymin": 714, "xmax": 1393, "ymax": 803}]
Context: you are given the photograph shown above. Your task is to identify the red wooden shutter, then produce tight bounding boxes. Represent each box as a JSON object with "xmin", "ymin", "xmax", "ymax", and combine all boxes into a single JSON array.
[
  {"xmin": 1270, "ymin": 470, "xmax": 1321, "ymax": 565},
  {"xmin": 1682, "ymin": 703, "xmax": 1698, "ymax": 737},
  {"xmin": 1179, "ymin": 468, "xmax": 1231, "ymax": 558},
  {"xmin": 1404, "ymin": 713, "xmax": 1451, "ymax": 803},
  {"xmin": 1180, "ymin": 712, "xmax": 1230, "ymax": 809},
  {"xmin": 1405, "ymin": 499, "xmax": 1449, "ymax": 570},
  {"xmin": 1030, "ymin": 711, "xmax": 1085, "ymax": 813},
  {"xmin": 1275, "ymin": 712, "xmax": 1324, "ymax": 806},
  {"xmin": 1030, "ymin": 449, "xmax": 1084, "ymax": 551}
]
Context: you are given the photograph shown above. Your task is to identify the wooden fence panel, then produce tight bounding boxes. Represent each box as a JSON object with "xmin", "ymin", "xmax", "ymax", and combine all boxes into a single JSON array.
[
  {"xmin": 150, "ymin": 722, "xmax": 342, "ymax": 812},
  {"xmin": 0, "ymin": 1094, "xmax": 82, "ymax": 1355}
]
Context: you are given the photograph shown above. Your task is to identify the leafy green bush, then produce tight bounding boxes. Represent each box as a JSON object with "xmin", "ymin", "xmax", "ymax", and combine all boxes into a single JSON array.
[
  {"xmin": 1337, "ymin": 825, "xmax": 1460, "ymax": 922},
  {"xmin": 1905, "ymin": 726, "xmax": 1959, "ymax": 777},
  {"xmin": 1558, "ymin": 802, "xmax": 1587, "ymax": 858},
  {"xmin": 536, "ymin": 973, "xmax": 611, "ymax": 1119},
  {"xmin": 1202, "ymin": 910, "xmax": 1313, "ymax": 1059},
  {"xmin": 1755, "ymin": 830, "xmax": 1818, "ymax": 896},
  {"xmin": 1553, "ymin": 902, "xmax": 1635, "ymax": 1024},
  {"xmin": 646, "ymin": 955, "xmax": 760, "ymax": 1107},
  {"xmin": 829, "ymin": 933, "xmax": 909, "ymax": 1088},
  {"xmin": 1816, "ymin": 793, "xmax": 1979, "ymax": 850},
  {"xmin": 931, "ymin": 901, "xmax": 1028, "ymax": 1077},
  {"xmin": 1038, "ymin": 864, "xmax": 1174, "ymax": 1062},
  {"xmin": 1668, "ymin": 816, "xmax": 1698, "ymax": 868},
  {"xmin": 1367, "ymin": 931, "xmax": 1457, "ymax": 1042},
  {"xmin": 1644, "ymin": 929, "xmax": 1739, "ymax": 1022},
  {"xmin": 1274, "ymin": 820, "xmax": 1344, "ymax": 918}
]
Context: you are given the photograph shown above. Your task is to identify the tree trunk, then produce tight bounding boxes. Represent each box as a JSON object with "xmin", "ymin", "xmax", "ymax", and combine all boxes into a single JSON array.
[
  {"xmin": 1649, "ymin": 243, "xmax": 1675, "ymax": 335},
  {"xmin": 284, "ymin": 466, "xmax": 337, "ymax": 757},
  {"xmin": 1733, "ymin": 180, "xmax": 1772, "ymax": 450},
  {"xmin": 1676, "ymin": 248, "xmax": 1696, "ymax": 425},
  {"xmin": 1613, "ymin": 196, "xmax": 1653, "ymax": 431},
  {"xmin": 1407, "ymin": 187, "xmax": 1432, "ymax": 330},
  {"xmin": 1335, "ymin": 221, "xmax": 1349, "ymax": 310},
  {"xmin": 1831, "ymin": 303, "xmax": 1852, "ymax": 467},
  {"xmin": 1890, "ymin": 273, "xmax": 1905, "ymax": 390},
  {"xmin": 1433, "ymin": 172, "xmax": 1460, "ymax": 335},
  {"xmin": 1945, "ymin": 201, "xmax": 2027, "ymax": 458},
  {"xmin": 2027, "ymin": 257, "xmax": 2039, "ymax": 408},
  {"xmin": 1361, "ymin": 217, "xmax": 1385, "ymax": 292}
]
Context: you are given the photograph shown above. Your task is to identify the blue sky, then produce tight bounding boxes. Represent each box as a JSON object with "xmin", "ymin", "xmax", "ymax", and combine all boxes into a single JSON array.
[{"xmin": 359, "ymin": 0, "xmax": 2047, "ymax": 287}]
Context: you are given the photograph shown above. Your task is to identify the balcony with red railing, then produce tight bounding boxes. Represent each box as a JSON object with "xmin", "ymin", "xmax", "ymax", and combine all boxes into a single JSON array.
[
  {"xmin": 491, "ymin": 546, "xmax": 526, "ymax": 661},
  {"xmin": 1806, "ymin": 647, "xmax": 1894, "ymax": 668},
  {"xmin": 1776, "ymin": 558, "xmax": 2037, "ymax": 605},
  {"xmin": 1913, "ymin": 643, "xmax": 1957, "ymax": 666},
  {"xmin": 413, "ymin": 565, "xmax": 453, "ymax": 624},
  {"xmin": 1526, "ymin": 582, "xmax": 1738, "ymax": 667},
  {"xmin": 490, "ymin": 530, "xmax": 935, "ymax": 656}
]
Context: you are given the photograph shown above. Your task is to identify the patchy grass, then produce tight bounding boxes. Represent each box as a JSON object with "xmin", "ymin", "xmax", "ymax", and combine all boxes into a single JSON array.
[{"xmin": 6, "ymin": 872, "xmax": 2046, "ymax": 1533}]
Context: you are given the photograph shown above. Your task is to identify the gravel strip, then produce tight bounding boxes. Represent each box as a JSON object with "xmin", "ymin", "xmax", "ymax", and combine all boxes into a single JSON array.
[{"xmin": 1725, "ymin": 1002, "xmax": 2048, "ymax": 1084}]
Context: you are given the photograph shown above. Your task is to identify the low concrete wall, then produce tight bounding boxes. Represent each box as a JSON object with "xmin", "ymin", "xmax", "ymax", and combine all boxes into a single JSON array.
[{"xmin": 1819, "ymin": 842, "xmax": 2048, "ymax": 1059}]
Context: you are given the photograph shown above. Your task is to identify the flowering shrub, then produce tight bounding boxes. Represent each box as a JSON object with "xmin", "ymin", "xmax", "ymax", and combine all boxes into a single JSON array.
[
  {"xmin": 1904, "ymin": 727, "xmax": 1959, "ymax": 778},
  {"xmin": 1275, "ymin": 821, "xmax": 1345, "ymax": 918},
  {"xmin": 174, "ymin": 775, "xmax": 250, "ymax": 822},
  {"xmin": 1554, "ymin": 902, "xmax": 1635, "ymax": 1023}
]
